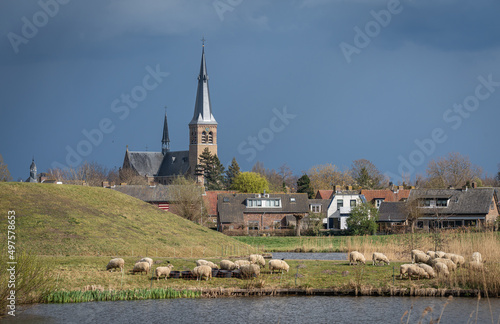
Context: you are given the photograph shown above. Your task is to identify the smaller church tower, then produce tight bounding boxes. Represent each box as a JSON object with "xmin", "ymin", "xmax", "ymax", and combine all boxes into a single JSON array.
[
  {"xmin": 26, "ymin": 158, "xmax": 38, "ymax": 182},
  {"xmin": 161, "ymin": 109, "xmax": 170, "ymax": 155},
  {"xmin": 188, "ymin": 41, "xmax": 218, "ymax": 176}
]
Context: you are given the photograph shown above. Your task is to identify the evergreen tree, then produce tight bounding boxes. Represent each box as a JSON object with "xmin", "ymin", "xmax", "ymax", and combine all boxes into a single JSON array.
[
  {"xmin": 226, "ymin": 157, "xmax": 241, "ymax": 189},
  {"xmin": 197, "ymin": 148, "xmax": 226, "ymax": 190},
  {"xmin": 297, "ymin": 174, "xmax": 314, "ymax": 198}
]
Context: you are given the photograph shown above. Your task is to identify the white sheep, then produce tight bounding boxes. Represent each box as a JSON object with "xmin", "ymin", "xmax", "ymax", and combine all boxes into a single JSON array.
[
  {"xmin": 269, "ymin": 259, "xmax": 290, "ymax": 273},
  {"xmin": 349, "ymin": 251, "xmax": 366, "ymax": 265},
  {"xmin": 443, "ymin": 253, "xmax": 464, "ymax": 266},
  {"xmin": 435, "ymin": 251, "xmax": 446, "ymax": 258},
  {"xmin": 414, "ymin": 253, "xmax": 431, "ymax": 264},
  {"xmin": 195, "ymin": 259, "xmax": 219, "ymax": 269},
  {"xmin": 106, "ymin": 258, "xmax": 124, "ymax": 272},
  {"xmin": 416, "ymin": 263, "xmax": 436, "ymax": 278},
  {"xmin": 469, "ymin": 260, "xmax": 484, "ymax": 271},
  {"xmin": 429, "ymin": 258, "xmax": 456, "ymax": 272},
  {"xmin": 411, "ymin": 249, "xmax": 424, "ymax": 263},
  {"xmin": 426, "ymin": 251, "xmax": 437, "ymax": 259},
  {"xmin": 372, "ymin": 252, "xmax": 390, "ymax": 266},
  {"xmin": 139, "ymin": 257, "xmax": 153, "ymax": 268},
  {"xmin": 193, "ymin": 265, "xmax": 212, "ymax": 281},
  {"xmin": 132, "ymin": 261, "xmax": 150, "ymax": 275},
  {"xmin": 155, "ymin": 264, "xmax": 174, "ymax": 280},
  {"xmin": 472, "ymin": 252, "xmax": 482, "ymax": 263},
  {"xmin": 248, "ymin": 254, "xmax": 266, "ymax": 268},
  {"xmin": 400, "ymin": 264, "xmax": 413, "ymax": 279},
  {"xmin": 220, "ymin": 260, "xmax": 239, "ymax": 270},
  {"xmin": 407, "ymin": 265, "xmax": 430, "ymax": 280},
  {"xmin": 240, "ymin": 264, "xmax": 261, "ymax": 279},
  {"xmin": 434, "ymin": 262, "xmax": 450, "ymax": 277},
  {"xmin": 234, "ymin": 260, "xmax": 251, "ymax": 268}
]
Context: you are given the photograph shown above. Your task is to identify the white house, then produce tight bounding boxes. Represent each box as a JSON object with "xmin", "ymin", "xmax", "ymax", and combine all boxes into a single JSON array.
[{"xmin": 325, "ymin": 192, "xmax": 366, "ymax": 230}]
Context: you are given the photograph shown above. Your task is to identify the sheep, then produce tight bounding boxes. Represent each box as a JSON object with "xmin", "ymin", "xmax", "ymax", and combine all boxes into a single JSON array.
[
  {"xmin": 435, "ymin": 251, "xmax": 446, "ymax": 258},
  {"xmin": 429, "ymin": 258, "xmax": 457, "ymax": 272},
  {"xmin": 132, "ymin": 261, "xmax": 150, "ymax": 275},
  {"xmin": 240, "ymin": 264, "xmax": 261, "ymax": 279},
  {"xmin": 192, "ymin": 265, "xmax": 212, "ymax": 281},
  {"xmin": 434, "ymin": 262, "xmax": 450, "ymax": 277},
  {"xmin": 139, "ymin": 257, "xmax": 153, "ymax": 268},
  {"xmin": 469, "ymin": 260, "xmax": 484, "ymax": 271},
  {"xmin": 426, "ymin": 251, "xmax": 437, "ymax": 259},
  {"xmin": 400, "ymin": 264, "xmax": 413, "ymax": 279},
  {"xmin": 269, "ymin": 259, "xmax": 290, "ymax": 273},
  {"xmin": 349, "ymin": 251, "xmax": 366, "ymax": 265},
  {"xmin": 195, "ymin": 259, "xmax": 219, "ymax": 269},
  {"xmin": 411, "ymin": 249, "xmax": 424, "ymax": 263},
  {"xmin": 472, "ymin": 252, "xmax": 482, "ymax": 263},
  {"xmin": 155, "ymin": 264, "xmax": 174, "ymax": 280},
  {"xmin": 416, "ymin": 263, "xmax": 436, "ymax": 278},
  {"xmin": 413, "ymin": 253, "xmax": 431, "ymax": 265},
  {"xmin": 407, "ymin": 265, "xmax": 430, "ymax": 280},
  {"xmin": 106, "ymin": 258, "xmax": 124, "ymax": 272},
  {"xmin": 220, "ymin": 260, "xmax": 239, "ymax": 270},
  {"xmin": 248, "ymin": 254, "xmax": 266, "ymax": 268},
  {"xmin": 372, "ymin": 252, "xmax": 390, "ymax": 266},
  {"xmin": 234, "ymin": 260, "xmax": 251, "ymax": 268},
  {"xmin": 443, "ymin": 253, "xmax": 464, "ymax": 266}
]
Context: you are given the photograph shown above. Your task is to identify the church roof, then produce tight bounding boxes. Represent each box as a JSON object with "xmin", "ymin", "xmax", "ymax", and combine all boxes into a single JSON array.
[
  {"xmin": 189, "ymin": 45, "xmax": 217, "ymax": 125},
  {"xmin": 157, "ymin": 150, "xmax": 190, "ymax": 177},
  {"xmin": 162, "ymin": 112, "xmax": 170, "ymax": 146},
  {"xmin": 124, "ymin": 151, "xmax": 163, "ymax": 176}
]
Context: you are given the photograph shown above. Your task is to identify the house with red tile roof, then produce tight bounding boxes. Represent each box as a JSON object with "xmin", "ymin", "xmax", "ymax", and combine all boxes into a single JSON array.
[{"xmin": 361, "ymin": 188, "xmax": 410, "ymax": 209}]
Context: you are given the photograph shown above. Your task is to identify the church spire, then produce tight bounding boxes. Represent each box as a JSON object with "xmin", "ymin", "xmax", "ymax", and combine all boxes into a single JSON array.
[
  {"xmin": 189, "ymin": 40, "xmax": 217, "ymax": 125},
  {"xmin": 162, "ymin": 107, "xmax": 170, "ymax": 155}
]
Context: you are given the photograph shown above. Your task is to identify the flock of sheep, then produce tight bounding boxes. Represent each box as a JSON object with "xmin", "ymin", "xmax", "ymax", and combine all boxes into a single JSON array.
[
  {"xmin": 105, "ymin": 255, "xmax": 290, "ymax": 281},
  {"xmin": 348, "ymin": 250, "xmax": 484, "ymax": 280}
]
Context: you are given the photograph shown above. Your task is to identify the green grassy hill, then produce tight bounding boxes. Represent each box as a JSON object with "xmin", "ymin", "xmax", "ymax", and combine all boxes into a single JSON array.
[{"xmin": 0, "ymin": 183, "xmax": 251, "ymax": 256}]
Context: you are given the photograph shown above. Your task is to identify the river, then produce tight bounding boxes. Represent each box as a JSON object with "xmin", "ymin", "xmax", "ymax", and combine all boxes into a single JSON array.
[{"xmin": 6, "ymin": 295, "xmax": 500, "ymax": 324}]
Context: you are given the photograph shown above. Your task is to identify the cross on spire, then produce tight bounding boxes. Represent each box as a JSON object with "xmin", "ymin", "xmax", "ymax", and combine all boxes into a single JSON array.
[{"xmin": 201, "ymin": 36, "xmax": 205, "ymax": 47}]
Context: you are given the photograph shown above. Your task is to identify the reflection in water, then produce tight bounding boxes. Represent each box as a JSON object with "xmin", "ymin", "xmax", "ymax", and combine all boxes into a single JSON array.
[{"xmin": 7, "ymin": 296, "xmax": 500, "ymax": 324}]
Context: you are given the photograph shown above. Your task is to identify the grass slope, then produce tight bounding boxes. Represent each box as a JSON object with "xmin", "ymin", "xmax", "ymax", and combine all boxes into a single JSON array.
[{"xmin": 0, "ymin": 183, "xmax": 251, "ymax": 256}]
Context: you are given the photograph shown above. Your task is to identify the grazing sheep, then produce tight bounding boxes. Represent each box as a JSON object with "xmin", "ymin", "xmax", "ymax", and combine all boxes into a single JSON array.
[
  {"xmin": 220, "ymin": 260, "xmax": 239, "ymax": 270},
  {"xmin": 434, "ymin": 262, "xmax": 450, "ymax": 277},
  {"xmin": 429, "ymin": 258, "xmax": 457, "ymax": 272},
  {"xmin": 426, "ymin": 251, "xmax": 437, "ymax": 259},
  {"xmin": 472, "ymin": 252, "xmax": 482, "ymax": 263},
  {"xmin": 132, "ymin": 261, "xmax": 150, "ymax": 275},
  {"xmin": 443, "ymin": 253, "xmax": 464, "ymax": 266},
  {"xmin": 407, "ymin": 265, "xmax": 430, "ymax": 280},
  {"xmin": 106, "ymin": 258, "xmax": 125, "ymax": 272},
  {"xmin": 269, "ymin": 259, "xmax": 290, "ymax": 273},
  {"xmin": 411, "ymin": 249, "xmax": 424, "ymax": 263},
  {"xmin": 240, "ymin": 264, "xmax": 261, "ymax": 279},
  {"xmin": 139, "ymin": 257, "xmax": 153, "ymax": 268},
  {"xmin": 414, "ymin": 253, "xmax": 431, "ymax": 265},
  {"xmin": 234, "ymin": 260, "xmax": 251, "ymax": 268},
  {"xmin": 469, "ymin": 260, "xmax": 484, "ymax": 271},
  {"xmin": 349, "ymin": 251, "xmax": 366, "ymax": 265},
  {"xmin": 372, "ymin": 252, "xmax": 390, "ymax": 266},
  {"xmin": 195, "ymin": 259, "xmax": 219, "ymax": 269},
  {"xmin": 416, "ymin": 263, "xmax": 436, "ymax": 278},
  {"xmin": 435, "ymin": 251, "xmax": 446, "ymax": 258},
  {"xmin": 155, "ymin": 264, "xmax": 174, "ymax": 280},
  {"xmin": 193, "ymin": 265, "xmax": 212, "ymax": 281},
  {"xmin": 248, "ymin": 254, "xmax": 266, "ymax": 268},
  {"xmin": 400, "ymin": 264, "xmax": 413, "ymax": 279}
]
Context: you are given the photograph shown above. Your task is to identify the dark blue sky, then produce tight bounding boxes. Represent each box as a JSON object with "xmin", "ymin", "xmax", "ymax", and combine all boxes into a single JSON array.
[{"xmin": 1, "ymin": 0, "xmax": 499, "ymax": 183}]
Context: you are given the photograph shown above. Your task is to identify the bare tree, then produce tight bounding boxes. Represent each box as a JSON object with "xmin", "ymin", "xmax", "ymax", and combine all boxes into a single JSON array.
[
  {"xmin": 119, "ymin": 167, "xmax": 148, "ymax": 185},
  {"xmin": 0, "ymin": 154, "xmax": 12, "ymax": 182},
  {"xmin": 425, "ymin": 152, "xmax": 482, "ymax": 188},
  {"xmin": 169, "ymin": 176, "xmax": 206, "ymax": 224},
  {"xmin": 307, "ymin": 163, "xmax": 353, "ymax": 192}
]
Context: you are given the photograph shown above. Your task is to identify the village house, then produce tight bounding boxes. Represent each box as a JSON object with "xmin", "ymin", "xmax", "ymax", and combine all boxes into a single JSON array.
[
  {"xmin": 361, "ymin": 187, "xmax": 410, "ymax": 209},
  {"xmin": 325, "ymin": 188, "xmax": 366, "ymax": 230}
]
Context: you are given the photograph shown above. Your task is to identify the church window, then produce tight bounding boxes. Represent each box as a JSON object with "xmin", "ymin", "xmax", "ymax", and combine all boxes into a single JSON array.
[
  {"xmin": 208, "ymin": 131, "xmax": 213, "ymax": 143},
  {"xmin": 201, "ymin": 131, "xmax": 207, "ymax": 143}
]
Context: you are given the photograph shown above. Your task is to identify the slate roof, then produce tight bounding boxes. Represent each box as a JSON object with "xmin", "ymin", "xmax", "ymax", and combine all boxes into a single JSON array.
[
  {"xmin": 308, "ymin": 199, "xmax": 330, "ymax": 216},
  {"xmin": 378, "ymin": 201, "xmax": 407, "ymax": 222},
  {"xmin": 408, "ymin": 188, "xmax": 496, "ymax": 215},
  {"xmin": 124, "ymin": 151, "xmax": 163, "ymax": 176},
  {"xmin": 156, "ymin": 150, "xmax": 190, "ymax": 177},
  {"xmin": 112, "ymin": 184, "xmax": 204, "ymax": 202},
  {"xmin": 217, "ymin": 193, "xmax": 309, "ymax": 224},
  {"xmin": 204, "ymin": 191, "xmax": 237, "ymax": 216}
]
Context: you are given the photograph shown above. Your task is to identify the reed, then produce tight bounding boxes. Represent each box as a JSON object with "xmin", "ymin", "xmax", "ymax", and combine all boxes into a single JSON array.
[{"xmin": 43, "ymin": 287, "xmax": 201, "ymax": 303}]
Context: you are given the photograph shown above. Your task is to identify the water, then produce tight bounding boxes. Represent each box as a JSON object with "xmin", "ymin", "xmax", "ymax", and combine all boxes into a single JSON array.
[
  {"xmin": 6, "ymin": 296, "xmax": 500, "ymax": 324},
  {"xmin": 272, "ymin": 252, "xmax": 347, "ymax": 261}
]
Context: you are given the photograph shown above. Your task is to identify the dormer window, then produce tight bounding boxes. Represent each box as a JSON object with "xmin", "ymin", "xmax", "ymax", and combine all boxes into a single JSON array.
[{"xmin": 436, "ymin": 198, "xmax": 448, "ymax": 207}]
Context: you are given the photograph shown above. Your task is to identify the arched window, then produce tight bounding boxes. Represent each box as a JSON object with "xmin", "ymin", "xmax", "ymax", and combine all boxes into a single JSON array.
[
  {"xmin": 201, "ymin": 131, "xmax": 207, "ymax": 143},
  {"xmin": 208, "ymin": 131, "xmax": 213, "ymax": 143}
]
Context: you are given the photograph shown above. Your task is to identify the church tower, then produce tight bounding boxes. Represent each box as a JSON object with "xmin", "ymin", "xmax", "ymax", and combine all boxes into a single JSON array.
[
  {"xmin": 161, "ymin": 110, "xmax": 170, "ymax": 155},
  {"xmin": 188, "ymin": 42, "xmax": 218, "ymax": 176}
]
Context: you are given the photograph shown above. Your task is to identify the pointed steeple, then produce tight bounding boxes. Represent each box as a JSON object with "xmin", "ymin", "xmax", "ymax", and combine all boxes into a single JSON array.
[
  {"xmin": 162, "ymin": 108, "xmax": 170, "ymax": 155},
  {"xmin": 189, "ymin": 41, "xmax": 217, "ymax": 125}
]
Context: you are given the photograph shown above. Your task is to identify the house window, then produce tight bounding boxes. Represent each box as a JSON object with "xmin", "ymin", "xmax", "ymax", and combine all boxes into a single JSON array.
[
  {"xmin": 337, "ymin": 199, "xmax": 343, "ymax": 210},
  {"xmin": 350, "ymin": 200, "xmax": 356, "ymax": 207},
  {"xmin": 248, "ymin": 221, "xmax": 259, "ymax": 230},
  {"xmin": 375, "ymin": 199, "xmax": 384, "ymax": 208},
  {"xmin": 223, "ymin": 197, "xmax": 230, "ymax": 203},
  {"xmin": 246, "ymin": 198, "xmax": 281, "ymax": 208},
  {"xmin": 273, "ymin": 220, "xmax": 281, "ymax": 229},
  {"xmin": 310, "ymin": 204, "xmax": 321, "ymax": 213},
  {"xmin": 436, "ymin": 198, "xmax": 448, "ymax": 207},
  {"xmin": 290, "ymin": 197, "xmax": 296, "ymax": 202}
]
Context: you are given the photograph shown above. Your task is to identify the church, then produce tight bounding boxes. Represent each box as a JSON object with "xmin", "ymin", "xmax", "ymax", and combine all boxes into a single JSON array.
[{"xmin": 122, "ymin": 43, "xmax": 218, "ymax": 184}]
